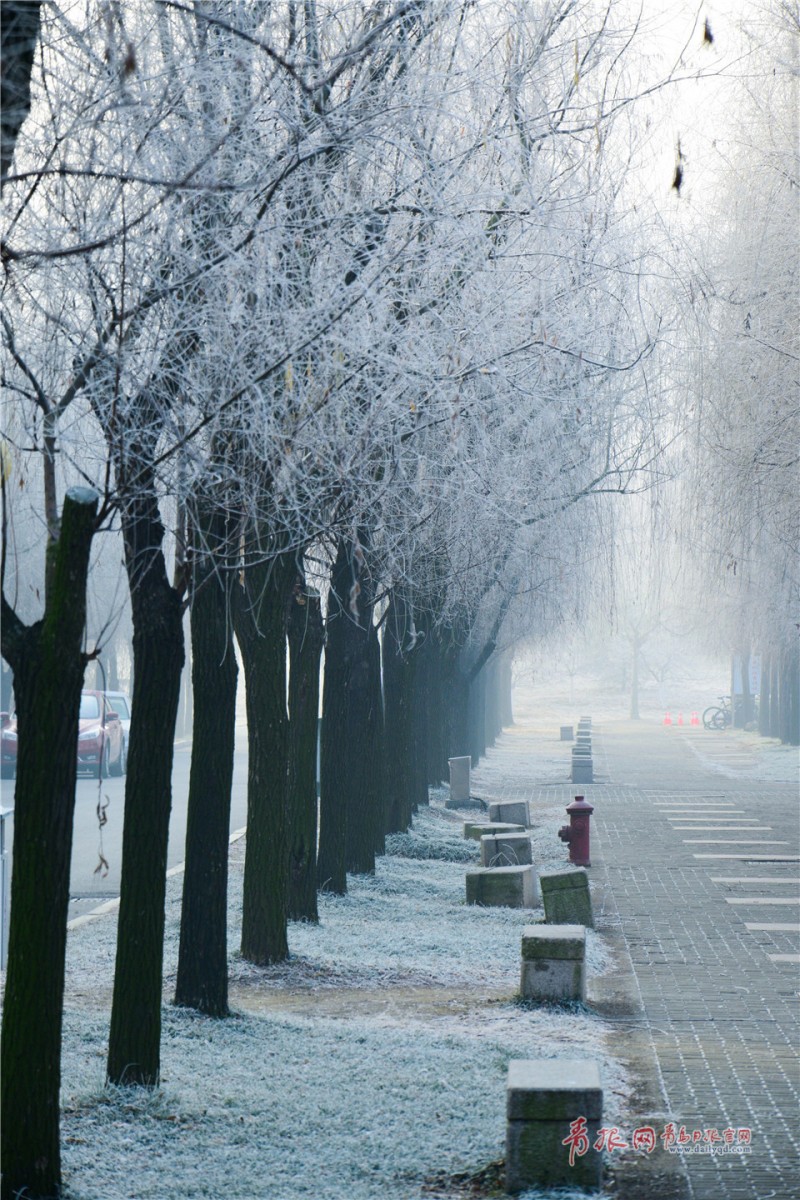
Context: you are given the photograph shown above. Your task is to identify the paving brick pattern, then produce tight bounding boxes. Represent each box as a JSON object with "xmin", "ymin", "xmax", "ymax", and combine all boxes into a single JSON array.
[{"xmin": 473, "ymin": 720, "xmax": 800, "ymax": 1199}]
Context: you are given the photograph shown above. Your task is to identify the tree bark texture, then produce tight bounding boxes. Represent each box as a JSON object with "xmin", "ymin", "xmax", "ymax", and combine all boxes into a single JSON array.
[
  {"xmin": 287, "ymin": 578, "xmax": 323, "ymax": 922},
  {"xmin": 1, "ymin": 487, "xmax": 97, "ymax": 1200},
  {"xmin": 367, "ymin": 619, "xmax": 386, "ymax": 858},
  {"xmin": 769, "ymin": 655, "xmax": 782, "ymax": 739},
  {"xmin": 410, "ymin": 636, "xmax": 429, "ymax": 810},
  {"xmin": 779, "ymin": 644, "xmax": 799, "ymax": 746},
  {"xmin": 484, "ymin": 657, "xmax": 499, "ymax": 748},
  {"xmin": 233, "ymin": 551, "xmax": 294, "ymax": 964},
  {"xmin": 499, "ymin": 653, "xmax": 514, "ymax": 727},
  {"xmin": 467, "ymin": 668, "xmax": 486, "ymax": 766},
  {"xmin": 382, "ymin": 590, "xmax": 416, "ymax": 835},
  {"xmin": 318, "ymin": 536, "xmax": 382, "ymax": 888},
  {"xmin": 107, "ymin": 494, "xmax": 185, "ymax": 1086},
  {"xmin": 0, "ymin": 0, "xmax": 42, "ymax": 190},
  {"xmin": 445, "ymin": 660, "xmax": 470, "ymax": 763},
  {"xmin": 758, "ymin": 652, "xmax": 772, "ymax": 738},
  {"xmin": 317, "ymin": 552, "xmax": 349, "ymax": 894},
  {"xmin": 423, "ymin": 633, "xmax": 447, "ymax": 785},
  {"xmin": 174, "ymin": 512, "xmax": 237, "ymax": 1015}
]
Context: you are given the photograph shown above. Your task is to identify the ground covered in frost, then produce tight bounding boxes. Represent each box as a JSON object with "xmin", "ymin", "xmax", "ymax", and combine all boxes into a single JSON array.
[{"xmin": 55, "ymin": 787, "xmax": 623, "ymax": 1200}]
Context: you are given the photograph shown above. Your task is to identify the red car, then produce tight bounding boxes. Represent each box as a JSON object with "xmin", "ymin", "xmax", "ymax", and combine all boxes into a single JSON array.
[
  {"xmin": 77, "ymin": 691, "xmax": 126, "ymax": 777},
  {"xmin": 0, "ymin": 691, "xmax": 125, "ymax": 779}
]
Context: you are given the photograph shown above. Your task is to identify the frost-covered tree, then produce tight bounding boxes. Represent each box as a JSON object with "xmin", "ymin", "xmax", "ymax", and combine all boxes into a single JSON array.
[{"xmin": 677, "ymin": 1, "xmax": 799, "ymax": 740}]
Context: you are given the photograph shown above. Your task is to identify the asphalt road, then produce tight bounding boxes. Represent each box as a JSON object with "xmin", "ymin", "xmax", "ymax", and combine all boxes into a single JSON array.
[{"xmin": 0, "ymin": 729, "xmax": 249, "ymax": 923}]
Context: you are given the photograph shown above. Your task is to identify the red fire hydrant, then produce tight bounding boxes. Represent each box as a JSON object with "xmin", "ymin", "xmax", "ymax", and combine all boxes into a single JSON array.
[{"xmin": 558, "ymin": 795, "xmax": 594, "ymax": 867}]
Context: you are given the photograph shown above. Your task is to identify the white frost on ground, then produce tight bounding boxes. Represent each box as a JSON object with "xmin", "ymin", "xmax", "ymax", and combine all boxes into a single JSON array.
[
  {"xmin": 687, "ymin": 734, "xmax": 800, "ymax": 784},
  {"xmin": 55, "ymin": 791, "xmax": 625, "ymax": 1199}
]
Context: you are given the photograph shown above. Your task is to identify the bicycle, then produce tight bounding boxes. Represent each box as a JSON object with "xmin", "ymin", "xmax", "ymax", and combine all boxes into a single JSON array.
[
  {"xmin": 702, "ymin": 696, "xmax": 732, "ymax": 730},
  {"xmin": 700, "ymin": 696, "xmax": 758, "ymax": 729}
]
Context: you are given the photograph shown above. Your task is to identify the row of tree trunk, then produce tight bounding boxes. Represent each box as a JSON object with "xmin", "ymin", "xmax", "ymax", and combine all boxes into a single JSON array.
[
  {"xmin": 756, "ymin": 647, "xmax": 800, "ymax": 745},
  {"xmin": 0, "ymin": 513, "xmax": 515, "ymax": 1200}
]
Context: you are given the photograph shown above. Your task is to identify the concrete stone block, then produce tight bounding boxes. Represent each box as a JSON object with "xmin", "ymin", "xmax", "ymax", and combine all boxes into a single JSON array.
[
  {"xmin": 507, "ymin": 1058, "xmax": 602, "ymax": 1120},
  {"xmin": 571, "ymin": 760, "xmax": 593, "ymax": 784},
  {"xmin": 463, "ymin": 821, "xmax": 525, "ymax": 842},
  {"xmin": 480, "ymin": 833, "xmax": 532, "ymax": 868},
  {"xmin": 465, "ymin": 865, "xmax": 536, "ymax": 908},
  {"xmin": 505, "ymin": 1059, "xmax": 603, "ymax": 1193},
  {"xmin": 520, "ymin": 924, "xmax": 586, "ymax": 1001},
  {"xmin": 540, "ymin": 868, "xmax": 594, "ymax": 928},
  {"xmin": 506, "ymin": 1115, "xmax": 602, "ymax": 1192},
  {"xmin": 487, "ymin": 800, "xmax": 530, "ymax": 827},
  {"xmin": 521, "ymin": 924, "xmax": 586, "ymax": 961},
  {"xmin": 520, "ymin": 959, "xmax": 585, "ymax": 1002},
  {"xmin": 448, "ymin": 755, "xmax": 471, "ymax": 802},
  {"xmin": 560, "ymin": 725, "xmax": 574, "ymax": 741}
]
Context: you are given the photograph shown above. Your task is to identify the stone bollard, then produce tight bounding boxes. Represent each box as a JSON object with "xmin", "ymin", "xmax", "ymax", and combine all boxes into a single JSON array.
[
  {"xmin": 571, "ymin": 755, "xmax": 593, "ymax": 784},
  {"xmin": 540, "ymin": 867, "xmax": 594, "ymax": 928},
  {"xmin": 480, "ymin": 833, "xmax": 533, "ymax": 868},
  {"xmin": 505, "ymin": 1059, "xmax": 603, "ymax": 1192},
  {"xmin": 463, "ymin": 821, "xmax": 525, "ymax": 842},
  {"xmin": 448, "ymin": 755, "xmax": 471, "ymax": 803},
  {"xmin": 560, "ymin": 725, "xmax": 574, "ymax": 741},
  {"xmin": 466, "ymin": 865, "xmax": 536, "ymax": 908},
  {"xmin": 487, "ymin": 800, "xmax": 530, "ymax": 828},
  {"xmin": 520, "ymin": 924, "xmax": 586, "ymax": 1001}
]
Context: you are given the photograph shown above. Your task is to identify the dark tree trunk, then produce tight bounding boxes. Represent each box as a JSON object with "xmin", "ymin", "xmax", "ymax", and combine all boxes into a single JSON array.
[
  {"xmin": 499, "ymin": 653, "xmax": 514, "ymax": 727},
  {"xmin": 1, "ymin": 489, "xmax": 97, "ymax": 1200},
  {"xmin": 467, "ymin": 668, "xmax": 486, "ymax": 766},
  {"xmin": 317, "ymin": 642, "xmax": 347, "ymax": 892},
  {"xmin": 383, "ymin": 590, "xmax": 415, "ymax": 834},
  {"xmin": 0, "ymin": 0, "xmax": 42, "ymax": 190},
  {"xmin": 411, "ymin": 634, "xmax": 429, "ymax": 809},
  {"xmin": 107, "ymin": 492, "xmax": 185, "ymax": 1086},
  {"xmin": 344, "ymin": 561, "xmax": 382, "ymax": 874},
  {"xmin": 739, "ymin": 649, "xmax": 754, "ymax": 727},
  {"xmin": 287, "ymin": 578, "xmax": 323, "ymax": 922},
  {"xmin": 367, "ymin": 619, "xmax": 386, "ymax": 857},
  {"xmin": 758, "ymin": 653, "xmax": 771, "ymax": 737},
  {"xmin": 318, "ymin": 535, "xmax": 381, "ymax": 887},
  {"xmin": 174, "ymin": 508, "xmax": 237, "ymax": 1016},
  {"xmin": 446, "ymin": 662, "xmax": 470, "ymax": 761},
  {"xmin": 779, "ymin": 644, "xmax": 800, "ymax": 746},
  {"xmin": 769, "ymin": 655, "xmax": 782, "ymax": 739},
  {"xmin": 424, "ymin": 633, "xmax": 446, "ymax": 786},
  {"xmin": 233, "ymin": 551, "xmax": 294, "ymax": 964},
  {"xmin": 484, "ymin": 657, "xmax": 499, "ymax": 747}
]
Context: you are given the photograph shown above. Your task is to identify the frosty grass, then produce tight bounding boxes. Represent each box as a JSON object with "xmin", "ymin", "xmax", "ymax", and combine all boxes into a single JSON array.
[{"xmin": 58, "ymin": 794, "xmax": 624, "ymax": 1199}]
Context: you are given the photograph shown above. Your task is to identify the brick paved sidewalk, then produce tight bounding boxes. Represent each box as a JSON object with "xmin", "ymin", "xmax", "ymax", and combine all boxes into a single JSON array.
[{"xmin": 473, "ymin": 717, "xmax": 799, "ymax": 1200}]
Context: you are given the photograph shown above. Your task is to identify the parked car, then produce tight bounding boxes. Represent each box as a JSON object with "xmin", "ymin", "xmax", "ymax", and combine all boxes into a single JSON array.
[
  {"xmin": 77, "ymin": 691, "xmax": 125, "ymax": 777},
  {"xmin": 2, "ymin": 692, "xmax": 126, "ymax": 779},
  {"xmin": 104, "ymin": 690, "xmax": 131, "ymax": 768}
]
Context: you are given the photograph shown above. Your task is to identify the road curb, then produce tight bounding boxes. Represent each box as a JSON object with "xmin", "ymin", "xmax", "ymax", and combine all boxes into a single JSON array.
[{"xmin": 67, "ymin": 826, "xmax": 247, "ymax": 931}]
